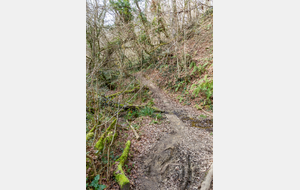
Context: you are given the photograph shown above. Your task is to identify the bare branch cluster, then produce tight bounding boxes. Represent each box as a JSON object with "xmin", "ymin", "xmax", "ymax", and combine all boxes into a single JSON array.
[{"xmin": 86, "ymin": 0, "xmax": 213, "ymax": 187}]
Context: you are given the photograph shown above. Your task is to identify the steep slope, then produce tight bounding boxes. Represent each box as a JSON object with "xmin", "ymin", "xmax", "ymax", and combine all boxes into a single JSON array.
[{"xmin": 144, "ymin": 10, "xmax": 213, "ymax": 115}]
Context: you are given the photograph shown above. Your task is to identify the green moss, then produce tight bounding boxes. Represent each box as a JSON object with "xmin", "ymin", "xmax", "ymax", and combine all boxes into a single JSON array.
[
  {"xmin": 86, "ymin": 132, "xmax": 94, "ymax": 141},
  {"xmin": 94, "ymin": 118, "xmax": 117, "ymax": 151},
  {"xmin": 107, "ymin": 86, "xmax": 140, "ymax": 99},
  {"xmin": 115, "ymin": 165, "xmax": 130, "ymax": 189},
  {"xmin": 94, "ymin": 131, "xmax": 117, "ymax": 151},
  {"xmin": 95, "ymin": 133, "xmax": 105, "ymax": 151},
  {"xmin": 116, "ymin": 141, "xmax": 131, "ymax": 165},
  {"xmin": 152, "ymin": 106, "xmax": 164, "ymax": 112},
  {"xmin": 106, "ymin": 118, "xmax": 117, "ymax": 131},
  {"xmin": 114, "ymin": 140, "xmax": 131, "ymax": 189},
  {"xmin": 89, "ymin": 125, "xmax": 96, "ymax": 133},
  {"xmin": 86, "ymin": 122, "xmax": 102, "ymax": 141},
  {"xmin": 106, "ymin": 131, "xmax": 118, "ymax": 144}
]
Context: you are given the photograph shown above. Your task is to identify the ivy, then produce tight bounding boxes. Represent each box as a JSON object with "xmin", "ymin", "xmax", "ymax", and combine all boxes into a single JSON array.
[{"xmin": 89, "ymin": 175, "xmax": 107, "ymax": 190}]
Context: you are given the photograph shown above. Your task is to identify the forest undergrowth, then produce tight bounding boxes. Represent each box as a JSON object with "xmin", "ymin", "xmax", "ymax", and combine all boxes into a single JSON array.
[{"xmin": 86, "ymin": 0, "xmax": 213, "ymax": 189}]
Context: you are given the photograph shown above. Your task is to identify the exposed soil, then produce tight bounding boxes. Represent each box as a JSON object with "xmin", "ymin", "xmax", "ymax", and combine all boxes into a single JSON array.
[{"xmin": 125, "ymin": 74, "xmax": 213, "ymax": 190}]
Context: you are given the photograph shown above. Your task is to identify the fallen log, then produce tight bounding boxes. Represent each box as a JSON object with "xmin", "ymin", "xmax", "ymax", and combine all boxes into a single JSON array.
[
  {"xmin": 107, "ymin": 85, "xmax": 140, "ymax": 99},
  {"xmin": 121, "ymin": 104, "xmax": 165, "ymax": 113},
  {"xmin": 98, "ymin": 101, "xmax": 165, "ymax": 113},
  {"xmin": 114, "ymin": 140, "xmax": 131, "ymax": 190},
  {"xmin": 200, "ymin": 163, "xmax": 213, "ymax": 190},
  {"xmin": 89, "ymin": 95, "xmax": 165, "ymax": 113},
  {"xmin": 126, "ymin": 120, "xmax": 140, "ymax": 140}
]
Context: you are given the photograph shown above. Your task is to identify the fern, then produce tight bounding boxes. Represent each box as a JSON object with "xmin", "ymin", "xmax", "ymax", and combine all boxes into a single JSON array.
[
  {"xmin": 191, "ymin": 75, "xmax": 213, "ymax": 100},
  {"xmin": 190, "ymin": 62, "xmax": 211, "ymax": 76},
  {"xmin": 175, "ymin": 81, "xmax": 184, "ymax": 92},
  {"xmin": 189, "ymin": 61, "xmax": 196, "ymax": 69},
  {"xmin": 191, "ymin": 65, "xmax": 199, "ymax": 76}
]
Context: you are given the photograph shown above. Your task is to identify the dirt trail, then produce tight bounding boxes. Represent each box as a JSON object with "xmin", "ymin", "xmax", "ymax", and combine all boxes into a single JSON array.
[{"xmin": 130, "ymin": 74, "xmax": 213, "ymax": 190}]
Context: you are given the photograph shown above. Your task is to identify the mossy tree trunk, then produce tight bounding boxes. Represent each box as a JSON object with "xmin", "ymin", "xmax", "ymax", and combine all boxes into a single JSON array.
[
  {"xmin": 114, "ymin": 140, "xmax": 131, "ymax": 190},
  {"xmin": 94, "ymin": 118, "xmax": 117, "ymax": 152}
]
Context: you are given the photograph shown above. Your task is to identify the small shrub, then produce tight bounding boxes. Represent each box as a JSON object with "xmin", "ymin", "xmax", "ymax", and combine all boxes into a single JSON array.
[
  {"xmin": 199, "ymin": 114, "xmax": 207, "ymax": 119},
  {"xmin": 175, "ymin": 81, "xmax": 185, "ymax": 92},
  {"xmin": 191, "ymin": 75, "xmax": 213, "ymax": 100},
  {"xmin": 125, "ymin": 110, "xmax": 139, "ymax": 120},
  {"xmin": 150, "ymin": 120, "xmax": 160, "ymax": 125},
  {"xmin": 194, "ymin": 104, "xmax": 202, "ymax": 110},
  {"xmin": 126, "ymin": 107, "xmax": 156, "ymax": 120},
  {"xmin": 140, "ymin": 107, "xmax": 154, "ymax": 117},
  {"xmin": 147, "ymin": 98, "xmax": 155, "ymax": 106},
  {"xmin": 155, "ymin": 113, "xmax": 162, "ymax": 120},
  {"xmin": 89, "ymin": 175, "xmax": 106, "ymax": 190}
]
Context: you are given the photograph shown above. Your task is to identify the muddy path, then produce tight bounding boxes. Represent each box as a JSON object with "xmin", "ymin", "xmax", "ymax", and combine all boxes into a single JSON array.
[{"xmin": 128, "ymin": 74, "xmax": 213, "ymax": 190}]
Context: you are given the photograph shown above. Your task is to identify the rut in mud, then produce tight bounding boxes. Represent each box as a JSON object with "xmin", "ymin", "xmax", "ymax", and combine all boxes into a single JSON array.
[{"xmin": 130, "ymin": 74, "xmax": 213, "ymax": 190}]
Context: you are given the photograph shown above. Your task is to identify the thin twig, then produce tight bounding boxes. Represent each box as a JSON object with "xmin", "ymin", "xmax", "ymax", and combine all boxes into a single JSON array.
[
  {"xmin": 126, "ymin": 120, "xmax": 140, "ymax": 140},
  {"xmin": 86, "ymin": 154, "xmax": 97, "ymax": 176}
]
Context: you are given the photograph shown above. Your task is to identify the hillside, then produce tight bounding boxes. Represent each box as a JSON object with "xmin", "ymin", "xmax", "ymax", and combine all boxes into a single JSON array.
[
  {"xmin": 144, "ymin": 10, "xmax": 213, "ymax": 113},
  {"xmin": 86, "ymin": 1, "xmax": 213, "ymax": 189}
]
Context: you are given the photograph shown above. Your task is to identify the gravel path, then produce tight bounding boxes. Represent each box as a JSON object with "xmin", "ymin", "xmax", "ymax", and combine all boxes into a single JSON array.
[{"xmin": 126, "ymin": 74, "xmax": 213, "ymax": 190}]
